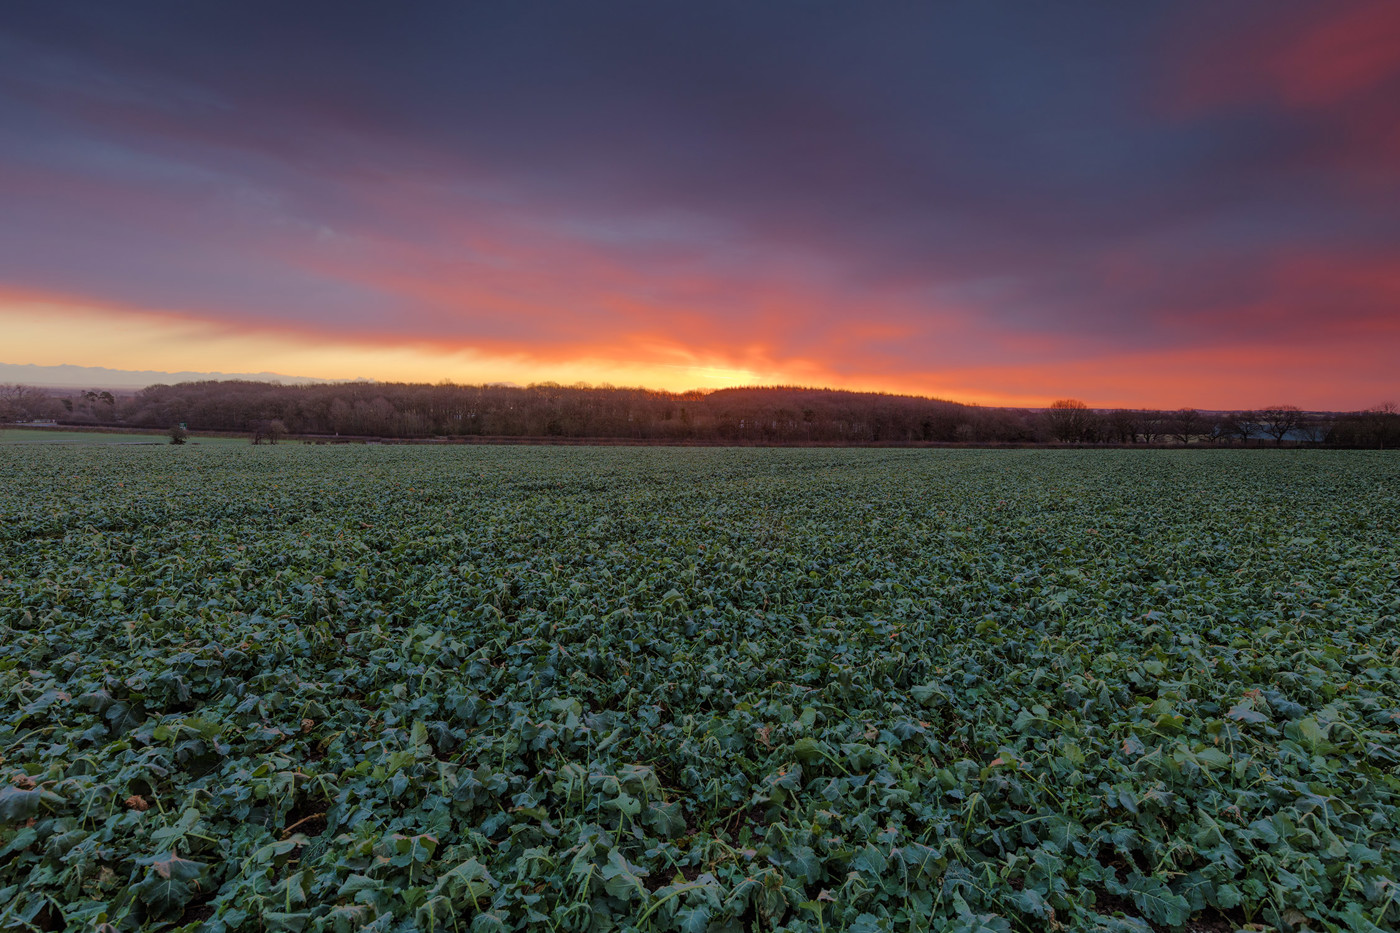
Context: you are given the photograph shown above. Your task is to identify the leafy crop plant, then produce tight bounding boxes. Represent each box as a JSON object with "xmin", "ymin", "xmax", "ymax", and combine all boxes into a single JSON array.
[{"xmin": 1, "ymin": 446, "xmax": 1397, "ymax": 932}]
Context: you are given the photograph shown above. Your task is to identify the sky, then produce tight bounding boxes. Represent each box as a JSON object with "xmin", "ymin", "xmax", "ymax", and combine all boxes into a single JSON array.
[{"xmin": 1, "ymin": 1, "xmax": 1397, "ymax": 409}]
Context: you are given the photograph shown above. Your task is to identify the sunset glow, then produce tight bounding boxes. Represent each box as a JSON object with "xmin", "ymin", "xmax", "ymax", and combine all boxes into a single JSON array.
[{"xmin": 2, "ymin": 1, "xmax": 1397, "ymax": 408}]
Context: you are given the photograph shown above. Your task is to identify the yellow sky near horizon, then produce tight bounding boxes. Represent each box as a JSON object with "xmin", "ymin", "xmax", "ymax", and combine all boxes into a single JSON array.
[
  {"xmin": 9, "ymin": 295, "xmax": 1387, "ymax": 410},
  {"xmin": 0, "ymin": 296, "xmax": 880, "ymax": 397}
]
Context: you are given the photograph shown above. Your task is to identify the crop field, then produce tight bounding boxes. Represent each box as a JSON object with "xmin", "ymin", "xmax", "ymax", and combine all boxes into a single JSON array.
[
  {"xmin": 1, "ymin": 446, "xmax": 1397, "ymax": 933},
  {"xmin": 0, "ymin": 429, "xmax": 242, "ymax": 447}
]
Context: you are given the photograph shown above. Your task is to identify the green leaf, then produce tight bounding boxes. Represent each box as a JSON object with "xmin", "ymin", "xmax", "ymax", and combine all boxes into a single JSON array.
[
  {"xmin": 1127, "ymin": 875, "xmax": 1189, "ymax": 927},
  {"xmin": 1012, "ymin": 888, "xmax": 1052, "ymax": 919},
  {"xmin": 848, "ymin": 914, "xmax": 887, "ymax": 933},
  {"xmin": 643, "ymin": 800, "xmax": 687, "ymax": 838},
  {"xmin": 329, "ymin": 904, "xmax": 376, "ymax": 933},
  {"xmin": 0, "ymin": 787, "xmax": 41, "ymax": 823},
  {"xmin": 264, "ymin": 911, "xmax": 311, "ymax": 933},
  {"xmin": 134, "ymin": 853, "xmax": 209, "ymax": 918},
  {"xmin": 1194, "ymin": 747, "xmax": 1231, "ymax": 769},
  {"xmin": 787, "ymin": 844, "xmax": 823, "ymax": 883},
  {"xmin": 677, "ymin": 906, "xmax": 710, "ymax": 933},
  {"xmin": 1226, "ymin": 702, "xmax": 1267, "ymax": 724},
  {"xmin": 852, "ymin": 843, "xmax": 888, "ymax": 876},
  {"xmin": 911, "ymin": 683, "xmax": 949, "ymax": 706},
  {"xmin": 1296, "ymin": 717, "xmax": 1327, "ymax": 750},
  {"xmin": 601, "ymin": 850, "xmax": 648, "ymax": 901},
  {"xmin": 470, "ymin": 912, "xmax": 508, "ymax": 933},
  {"xmin": 437, "ymin": 858, "xmax": 495, "ymax": 906}
]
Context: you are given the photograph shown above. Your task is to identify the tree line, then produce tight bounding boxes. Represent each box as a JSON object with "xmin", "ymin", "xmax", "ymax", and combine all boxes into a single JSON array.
[{"xmin": 2, "ymin": 380, "xmax": 1397, "ymax": 447}]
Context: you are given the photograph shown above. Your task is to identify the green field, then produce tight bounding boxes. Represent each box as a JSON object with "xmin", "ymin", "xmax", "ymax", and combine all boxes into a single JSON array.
[
  {"xmin": 0, "ymin": 428, "xmax": 243, "ymax": 446},
  {"xmin": 2, "ymin": 447, "xmax": 1397, "ymax": 932}
]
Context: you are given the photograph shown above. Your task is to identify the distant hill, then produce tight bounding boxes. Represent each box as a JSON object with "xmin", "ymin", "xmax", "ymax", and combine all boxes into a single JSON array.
[{"xmin": 0, "ymin": 362, "xmax": 342, "ymax": 390}]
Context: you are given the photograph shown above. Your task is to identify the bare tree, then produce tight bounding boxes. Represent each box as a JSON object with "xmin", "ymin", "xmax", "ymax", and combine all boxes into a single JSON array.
[
  {"xmin": 1363, "ymin": 401, "xmax": 1399, "ymax": 449},
  {"xmin": 252, "ymin": 418, "xmax": 289, "ymax": 444},
  {"xmin": 1045, "ymin": 399, "xmax": 1091, "ymax": 443},
  {"xmin": 1105, "ymin": 409, "xmax": 1139, "ymax": 444},
  {"xmin": 0, "ymin": 384, "xmax": 59, "ymax": 422},
  {"xmin": 1257, "ymin": 405, "xmax": 1302, "ymax": 445},
  {"xmin": 1169, "ymin": 408, "xmax": 1201, "ymax": 445},
  {"xmin": 1224, "ymin": 411, "xmax": 1257, "ymax": 444},
  {"xmin": 1378, "ymin": 401, "xmax": 1399, "ymax": 450},
  {"xmin": 1135, "ymin": 410, "xmax": 1166, "ymax": 444},
  {"xmin": 1296, "ymin": 415, "xmax": 1330, "ymax": 444},
  {"xmin": 1205, "ymin": 415, "xmax": 1232, "ymax": 445}
]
